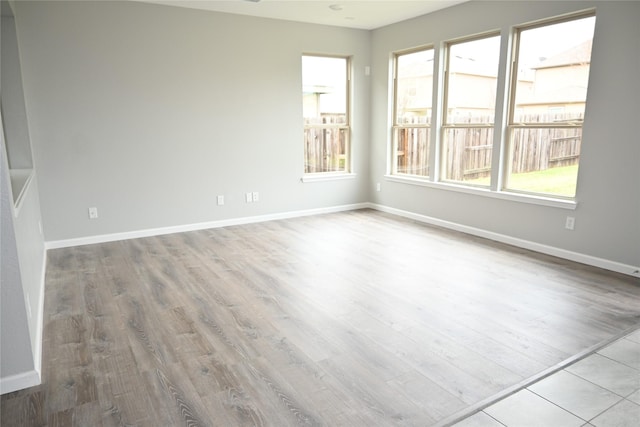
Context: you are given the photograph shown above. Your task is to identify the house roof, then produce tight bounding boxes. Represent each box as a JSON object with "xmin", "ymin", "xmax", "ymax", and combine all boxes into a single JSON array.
[{"xmin": 533, "ymin": 39, "xmax": 593, "ymax": 69}]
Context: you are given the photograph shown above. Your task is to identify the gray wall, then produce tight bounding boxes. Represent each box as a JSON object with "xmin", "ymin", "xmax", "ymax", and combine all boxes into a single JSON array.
[
  {"xmin": 370, "ymin": 0, "xmax": 640, "ymax": 268},
  {"xmin": 15, "ymin": 0, "xmax": 371, "ymax": 242},
  {"xmin": 12, "ymin": 0, "xmax": 640, "ymax": 270}
]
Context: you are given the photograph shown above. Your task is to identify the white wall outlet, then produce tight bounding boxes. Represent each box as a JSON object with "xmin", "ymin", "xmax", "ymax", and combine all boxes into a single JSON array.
[
  {"xmin": 245, "ymin": 192, "xmax": 253, "ymax": 203},
  {"xmin": 88, "ymin": 207, "xmax": 98, "ymax": 219},
  {"xmin": 252, "ymin": 191, "xmax": 259, "ymax": 202},
  {"xmin": 376, "ymin": 182, "xmax": 381, "ymax": 192},
  {"xmin": 217, "ymin": 195, "xmax": 224, "ymax": 206},
  {"xmin": 565, "ymin": 216, "xmax": 575, "ymax": 230}
]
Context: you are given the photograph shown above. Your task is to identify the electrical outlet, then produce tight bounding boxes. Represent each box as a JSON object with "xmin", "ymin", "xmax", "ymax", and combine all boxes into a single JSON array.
[
  {"xmin": 565, "ymin": 216, "xmax": 575, "ymax": 230},
  {"xmin": 252, "ymin": 191, "xmax": 259, "ymax": 202},
  {"xmin": 376, "ymin": 182, "xmax": 381, "ymax": 192},
  {"xmin": 88, "ymin": 207, "xmax": 98, "ymax": 219},
  {"xmin": 217, "ymin": 195, "xmax": 224, "ymax": 206},
  {"xmin": 245, "ymin": 192, "xmax": 253, "ymax": 203}
]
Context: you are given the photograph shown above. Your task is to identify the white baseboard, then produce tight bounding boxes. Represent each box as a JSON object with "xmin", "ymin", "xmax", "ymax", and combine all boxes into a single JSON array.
[
  {"xmin": 45, "ymin": 203, "xmax": 370, "ymax": 250},
  {"xmin": 0, "ymin": 370, "xmax": 40, "ymax": 395},
  {"xmin": 368, "ymin": 203, "xmax": 640, "ymax": 278},
  {"xmin": 44, "ymin": 201, "xmax": 638, "ymax": 277}
]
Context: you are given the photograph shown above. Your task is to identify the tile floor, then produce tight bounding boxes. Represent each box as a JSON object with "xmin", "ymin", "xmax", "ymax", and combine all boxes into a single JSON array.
[{"xmin": 453, "ymin": 328, "xmax": 640, "ymax": 427}]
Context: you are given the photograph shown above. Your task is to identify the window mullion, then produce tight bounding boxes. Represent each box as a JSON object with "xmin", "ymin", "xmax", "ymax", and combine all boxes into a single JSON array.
[
  {"xmin": 430, "ymin": 44, "xmax": 444, "ymax": 182},
  {"xmin": 493, "ymin": 27, "xmax": 513, "ymax": 192}
]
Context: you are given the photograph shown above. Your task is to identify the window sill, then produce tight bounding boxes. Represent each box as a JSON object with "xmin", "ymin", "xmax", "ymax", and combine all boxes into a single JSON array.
[
  {"xmin": 384, "ymin": 174, "xmax": 577, "ymax": 210},
  {"xmin": 301, "ymin": 173, "xmax": 357, "ymax": 183}
]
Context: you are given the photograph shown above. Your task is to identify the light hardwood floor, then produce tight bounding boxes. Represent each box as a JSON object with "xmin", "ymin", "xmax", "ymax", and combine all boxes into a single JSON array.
[{"xmin": 2, "ymin": 209, "xmax": 640, "ymax": 426}]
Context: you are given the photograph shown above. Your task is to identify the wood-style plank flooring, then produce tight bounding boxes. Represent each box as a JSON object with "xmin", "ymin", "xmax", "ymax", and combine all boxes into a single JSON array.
[{"xmin": 2, "ymin": 209, "xmax": 640, "ymax": 426}]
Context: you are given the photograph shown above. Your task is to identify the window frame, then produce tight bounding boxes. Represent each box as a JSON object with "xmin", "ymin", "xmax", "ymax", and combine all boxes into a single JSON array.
[
  {"xmin": 391, "ymin": 45, "xmax": 435, "ymax": 178},
  {"xmin": 384, "ymin": 10, "xmax": 595, "ymax": 207},
  {"xmin": 302, "ymin": 54, "xmax": 352, "ymax": 178},
  {"xmin": 440, "ymin": 32, "xmax": 501, "ymax": 186},
  {"xmin": 503, "ymin": 12, "xmax": 595, "ymax": 199}
]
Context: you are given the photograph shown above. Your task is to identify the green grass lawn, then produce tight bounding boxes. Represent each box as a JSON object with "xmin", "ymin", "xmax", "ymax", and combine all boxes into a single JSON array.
[{"xmin": 468, "ymin": 164, "xmax": 578, "ymax": 197}]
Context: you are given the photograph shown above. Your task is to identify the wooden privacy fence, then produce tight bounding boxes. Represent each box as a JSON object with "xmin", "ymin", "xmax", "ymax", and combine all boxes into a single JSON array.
[
  {"xmin": 443, "ymin": 126, "xmax": 493, "ymax": 180},
  {"xmin": 304, "ymin": 115, "xmax": 347, "ymax": 173},
  {"xmin": 305, "ymin": 113, "xmax": 582, "ymax": 178},
  {"xmin": 442, "ymin": 113, "xmax": 583, "ymax": 181},
  {"xmin": 394, "ymin": 115, "xmax": 431, "ymax": 175},
  {"xmin": 395, "ymin": 126, "xmax": 430, "ymax": 176},
  {"xmin": 510, "ymin": 126, "xmax": 582, "ymax": 174}
]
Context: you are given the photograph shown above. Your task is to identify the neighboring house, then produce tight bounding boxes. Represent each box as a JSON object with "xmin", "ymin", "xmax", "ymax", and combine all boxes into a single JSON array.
[
  {"xmin": 516, "ymin": 39, "xmax": 593, "ymax": 117},
  {"xmin": 397, "ymin": 39, "xmax": 592, "ymax": 120}
]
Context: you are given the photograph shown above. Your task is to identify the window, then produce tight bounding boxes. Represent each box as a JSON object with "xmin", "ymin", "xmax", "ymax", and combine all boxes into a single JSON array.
[
  {"xmin": 387, "ymin": 11, "xmax": 596, "ymax": 203},
  {"xmin": 506, "ymin": 15, "xmax": 595, "ymax": 198},
  {"xmin": 442, "ymin": 34, "xmax": 501, "ymax": 185},
  {"xmin": 302, "ymin": 55, "xmax": 350, "ymax": 174},
  {"xmin": 392, "ymin": 48, "xmax": 434, "ymax": 177}
]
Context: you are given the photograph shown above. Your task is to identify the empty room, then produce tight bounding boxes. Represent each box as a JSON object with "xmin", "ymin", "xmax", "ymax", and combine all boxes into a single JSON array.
[{"xmin": 1, "ymin": 0, "xmax": 639, "ymax": 426}]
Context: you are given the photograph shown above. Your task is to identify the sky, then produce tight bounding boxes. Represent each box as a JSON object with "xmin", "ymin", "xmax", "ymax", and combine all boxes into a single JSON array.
[
  {"xmin": 517, "ymin": 16, "xmax": 596, "ymax": 67},
  {"xmin": 450, "ymin": 16, "xmax": 595, "ymax": 69},
  {"xmin": 301, "ymin": 15, "xmax": 596, "ymax": 107}
]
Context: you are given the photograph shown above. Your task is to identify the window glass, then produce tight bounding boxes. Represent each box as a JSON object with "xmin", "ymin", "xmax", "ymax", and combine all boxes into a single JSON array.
[
  {"xmin": 392, "ymin": 48, "xmax": 433, "ymax": 176},
  {"xmin": 395, "ymin": 49, "xmax": 433, "ymax": 125},
  {"xmin": 507, "ymin": 16, "xmax": 595, "ymax": 197},
  {"xmin": 302, "ymin": 55, "xmax": 350, "ymax": 174},
  {"xmin": 442, "ymin": 35, "xmax": 500, "ymax": 184}
]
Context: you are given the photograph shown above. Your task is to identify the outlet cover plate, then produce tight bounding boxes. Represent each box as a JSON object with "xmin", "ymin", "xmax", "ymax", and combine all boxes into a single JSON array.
[{"xmin": 565, "ymin": 216, "xmax": 575, "ymax": 230}]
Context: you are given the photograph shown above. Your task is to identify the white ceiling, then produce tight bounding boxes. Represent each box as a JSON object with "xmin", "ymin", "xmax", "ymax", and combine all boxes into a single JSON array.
[{"xmin": 135, "ymin": 0, "xmax": 468, "ymax": 30}]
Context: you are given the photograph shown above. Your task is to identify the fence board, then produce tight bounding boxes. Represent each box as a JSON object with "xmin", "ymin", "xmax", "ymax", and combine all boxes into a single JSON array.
[
  {"xmin": 443, "ymin": 113, "xmax": 582, "ymax": 180},
  {"xmin": 304, "ymin": 114, "xmax": 348, "ymax": 173},
  {"xmin": 305, "ymin": 113, "xmax": 582, "ymax": 178}
]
